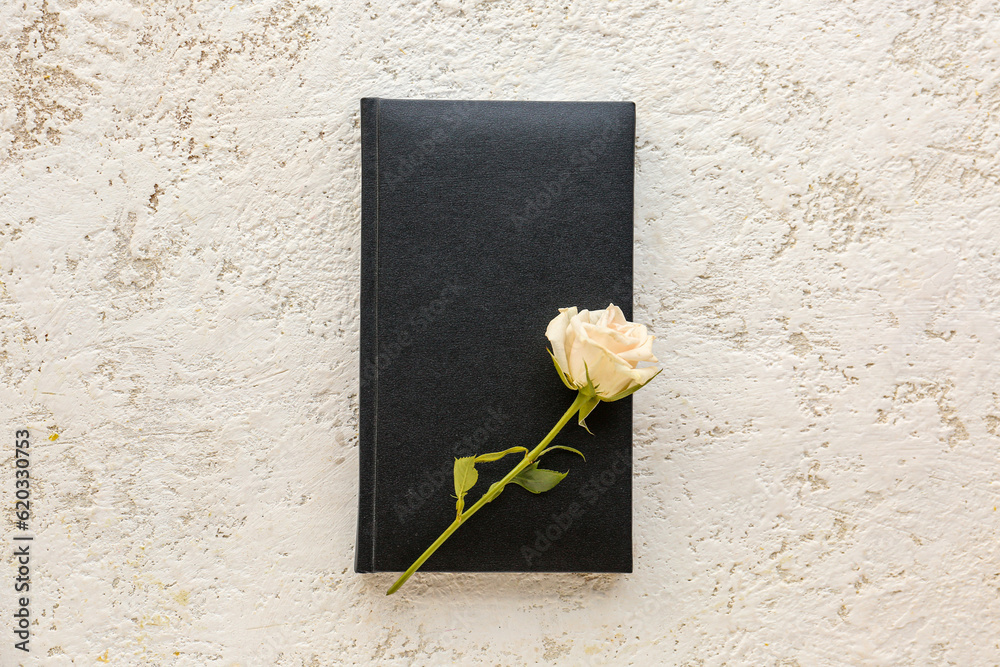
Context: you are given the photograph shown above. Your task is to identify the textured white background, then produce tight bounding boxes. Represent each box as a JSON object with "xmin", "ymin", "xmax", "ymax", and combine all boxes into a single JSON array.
[{"xmin": 2, "ymin": 0, "xmax": 999, "ymax": 664}]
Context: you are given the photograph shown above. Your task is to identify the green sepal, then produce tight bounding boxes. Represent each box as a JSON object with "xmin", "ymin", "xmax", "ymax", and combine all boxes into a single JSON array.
[
  {"xmin": 474, "ymin": 446, "xmax": 529, "ymax": 463},
  {"xmin": 602, "ymin": 368, "xmax": 662, "ymax": 403},
  {"xmin": 537, "ymin": 445, "xmax": 586, "ymax": 462},
  {"xmin": 453, "ymin": 456, "xmax": 479, "ymax": 515},
  {"xmin": 547, "ymin": 349, "xmax": 576, "ymax": 391},
  {"xmin": 509, "ymin": 462, "xmax": 568, "ymax": 494},
  {"xmin": 577, "ymin": 395, "xmax": 600, "ymax": 433},
  {"xmin": 581, "ymin": 360, "xmax": 600, "ymax": 396}
]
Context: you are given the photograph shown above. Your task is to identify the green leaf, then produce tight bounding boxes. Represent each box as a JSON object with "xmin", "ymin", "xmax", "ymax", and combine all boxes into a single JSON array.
[
  {"xmin": 603, "ymin": 368, "xmax": 662, "ymax": 402},
  {"xmin": 509, "ymin": 462, "xmax": 568, "ymax": 494},
  {"xmin": 547, "ymin": 349, "xmax": 576, "ymax": 391},
  {"xmin": 537, "ymin": 445, "xmax": 586, "ymax": 462},
  {"xmin": 453, "ymin": 457, "xmax": 479, "ymax": 496},
  {"xmin": 453, "ymin": 456, "xmax": 479, "ymax": 514},
  {"xmin": 474, "ymin": 446, "xmax": 528, "ymax": 463}
]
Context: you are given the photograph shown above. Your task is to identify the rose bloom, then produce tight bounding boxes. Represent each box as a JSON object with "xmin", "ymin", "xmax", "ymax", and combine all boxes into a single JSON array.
[{"xmin": 545, "ymin": 303, "xmax": 659, "ymax": 401}]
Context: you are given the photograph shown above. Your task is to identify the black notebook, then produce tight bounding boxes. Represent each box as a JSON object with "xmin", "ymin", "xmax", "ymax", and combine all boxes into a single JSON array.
[{"xmin": 357, "ymin": 98, "xmax": 635, "ymax": 573}]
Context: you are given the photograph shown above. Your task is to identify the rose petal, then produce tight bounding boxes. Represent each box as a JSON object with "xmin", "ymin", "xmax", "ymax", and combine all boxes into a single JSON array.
[
  {"xmin": 545, "ymin": 307, "xmax": 576, "ymax": 382},
  {"xmin": 616, "ymin": 334, "xmax": 658, "ymax": 365},
  {"xmin": 579, "ymin": 334, "xmax": 646, "ymax": 397},
  {"xmin": 566, "ymin": 314, "xmax": 592, "ymax": 385},
  {"xmin": 599, "ymin": 303, "xmax": 628, "ymax": 330},
  {"xmin": 581, "ymin": 322, "xmax": 645, "ymax": 358}
]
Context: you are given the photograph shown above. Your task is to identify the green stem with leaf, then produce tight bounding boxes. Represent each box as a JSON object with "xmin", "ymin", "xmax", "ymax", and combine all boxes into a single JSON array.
[{"xmin": 386, "ymin": 392, "xmax": 589, "ymax": 595}]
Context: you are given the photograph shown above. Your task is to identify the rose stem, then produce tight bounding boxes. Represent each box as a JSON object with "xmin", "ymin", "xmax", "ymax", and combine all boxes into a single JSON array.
[{"xmin": 386, "ymin": 392, "xmax": 588, "ymax": 595}]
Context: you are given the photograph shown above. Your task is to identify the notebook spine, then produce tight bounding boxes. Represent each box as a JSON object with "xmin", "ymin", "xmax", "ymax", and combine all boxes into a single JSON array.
[{"xmin": 355, "ymin": 97, "xmax": 380, "ymax": 573}]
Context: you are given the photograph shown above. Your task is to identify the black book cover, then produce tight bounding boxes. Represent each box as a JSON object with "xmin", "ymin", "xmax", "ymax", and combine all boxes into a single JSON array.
[{"xmin": 357, "ymin": 98, "xmax": 635, "ymax": 573}]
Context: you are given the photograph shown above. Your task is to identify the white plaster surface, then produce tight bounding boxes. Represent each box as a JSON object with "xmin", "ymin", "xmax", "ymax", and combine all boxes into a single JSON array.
[{"xmin": 2, "ymin": 0, "xmax": 999, "ymax": 664}]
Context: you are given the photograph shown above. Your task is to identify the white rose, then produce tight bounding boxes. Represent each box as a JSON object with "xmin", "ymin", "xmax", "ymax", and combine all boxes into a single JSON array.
[{"xmin": 545, "ymin": 303, "xmax": 659, "ymax": 427}]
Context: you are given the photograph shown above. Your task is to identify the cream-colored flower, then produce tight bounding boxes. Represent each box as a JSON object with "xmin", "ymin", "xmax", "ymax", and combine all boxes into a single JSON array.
[{"xmin": 545, "ymin": 304, "xmax": 659, "ymax": 428}]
